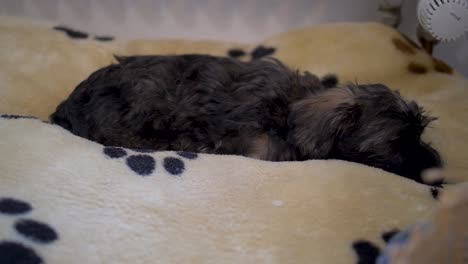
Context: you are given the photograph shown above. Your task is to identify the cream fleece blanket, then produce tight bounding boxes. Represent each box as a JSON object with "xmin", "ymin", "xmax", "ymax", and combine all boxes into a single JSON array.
[{"xmin": 0, "ymin": 16, "xmax": 467, "ymax": 264}]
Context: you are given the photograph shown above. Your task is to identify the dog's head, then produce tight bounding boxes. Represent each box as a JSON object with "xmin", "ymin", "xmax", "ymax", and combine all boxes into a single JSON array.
[{"xmin": 289, "ymin": 83, "xmax": 442, "ymax": 184}]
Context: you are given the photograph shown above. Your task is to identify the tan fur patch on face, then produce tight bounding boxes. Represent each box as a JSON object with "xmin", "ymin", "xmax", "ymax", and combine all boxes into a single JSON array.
[
  {"xmin": 392, "ymin": 37, "xmax": 416, "ymax": 55},
  {"xmin": 314, "ymin": 86, "xmax": 355, "ymax": 110},
  {"xmin": 248, "ymin": 134, "xmax": 270, "ymax": 160},
  {"xmin": 432, "ymin": 57, "xmax": 453, "ymax": 74},
  {"xmin": 408, "ymin": 62, "xmax": 428, "ymax": 74}
]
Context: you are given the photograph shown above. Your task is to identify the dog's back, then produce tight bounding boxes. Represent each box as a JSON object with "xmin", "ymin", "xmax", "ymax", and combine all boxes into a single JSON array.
[{"xmin": 51, "ymin": 55, "xmax": 317, "ymax": 154}]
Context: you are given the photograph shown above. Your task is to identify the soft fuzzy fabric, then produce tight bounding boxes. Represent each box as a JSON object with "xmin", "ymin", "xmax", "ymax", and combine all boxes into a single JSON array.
[
  {"xmin": 0, "ymin": 116, "xmax": 443, "ymax": 264},
  {"xmin": 0, "ymin": 15, "xmax": 467, "ymax": 264},
  {"xmin": 378, "ymin": 182, "xmax": 468, "ymax": 264}
]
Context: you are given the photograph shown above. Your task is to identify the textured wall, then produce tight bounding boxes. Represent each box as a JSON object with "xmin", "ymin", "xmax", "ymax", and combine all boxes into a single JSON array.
[{"xmin": 1, "ymin": 0, "xmax": 467, "ymax": 75}]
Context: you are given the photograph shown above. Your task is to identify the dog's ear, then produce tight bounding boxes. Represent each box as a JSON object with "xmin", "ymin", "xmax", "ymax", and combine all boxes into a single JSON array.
[{"xmin": 288, "ymin": 87, "xmax": 361, "ymax": 158}]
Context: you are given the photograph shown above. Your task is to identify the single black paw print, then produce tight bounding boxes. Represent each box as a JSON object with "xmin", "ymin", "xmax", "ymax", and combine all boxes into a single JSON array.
[
  {"xmin": 93, "ymin": 35, "xmax": 114, "ymax": 42},
  {"xmin": 430, "ymin": 186, "xmax": 443, "ymax": 200},
  {"xmin": 103, "ymin": 147, "xmax": 198, "ymax": 177},
  {"xmin": 53, "ymin": 25, "xmax": 88, "ymax": 39},
  {"xmin": 227, "ymin": 48, "xmax": 246, "ymax": 59},
  {"xmin": 0, "ymin": 198, "xmax": 59, "ymax": 264},
  {"xmin": 352, "ymin": 229, "xmax": 401, "ymax": 264},
  {"xmin": 251, "ymin": 45, "xmax": 276, "ymax": 60},
  {"xmin": 319, "ymin": 74, "xmax": 339, "ymax": 88}
]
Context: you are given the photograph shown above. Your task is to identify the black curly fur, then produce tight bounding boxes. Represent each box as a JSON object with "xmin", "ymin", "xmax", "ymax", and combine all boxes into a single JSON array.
[{"xmin": 51, "ymin": 54, "xmax": 442, "ymax": 184}]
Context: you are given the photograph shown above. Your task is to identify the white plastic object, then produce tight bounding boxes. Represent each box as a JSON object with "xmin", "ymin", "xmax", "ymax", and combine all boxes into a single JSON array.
[{"xmin": 417, "ymin": 0, "xmax": 468, "ymax": 41}]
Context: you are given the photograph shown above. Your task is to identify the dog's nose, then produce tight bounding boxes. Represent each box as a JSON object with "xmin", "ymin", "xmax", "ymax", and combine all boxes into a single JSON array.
[{"xmin": 421, "ymin": 168, "xmax": 445, "ymax": 185}]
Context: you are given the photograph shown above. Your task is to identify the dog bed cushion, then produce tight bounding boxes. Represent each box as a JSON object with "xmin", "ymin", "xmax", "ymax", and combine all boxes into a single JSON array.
[
  {"xmin": 1, "ymin": 16, "xmax": 467, "ymax": 183},
  {"xmin": 0, "ymin": 115, "xmax": 450, "ymax": 264},
  {"xmin": 0, "ymin": 16, "xmax": 467, "ymax": 264}
]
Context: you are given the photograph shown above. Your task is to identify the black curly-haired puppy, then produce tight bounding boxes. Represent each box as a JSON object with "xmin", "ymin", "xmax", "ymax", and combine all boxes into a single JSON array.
[{"xmin": 51, "ymin": 55, "xmax": 442, "ymax": 184}]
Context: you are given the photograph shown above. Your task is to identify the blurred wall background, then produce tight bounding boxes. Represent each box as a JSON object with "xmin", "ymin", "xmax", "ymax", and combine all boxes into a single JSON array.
[{"xmin": 1, "ymin": 0, "xmax": 467, "ymax": 76}]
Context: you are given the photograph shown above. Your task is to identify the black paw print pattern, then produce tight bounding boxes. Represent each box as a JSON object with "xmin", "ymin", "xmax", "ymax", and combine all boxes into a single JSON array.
[
  {"xmin": 103, "ymin": 147, "xmax": 198, "ymax": 177},
  {"xmin": 430, "ymin": 186, "xmax": 442, "ymax": 200},
  {"xmin": 227, "ymin": 45, "xmax": 276, "ymax": 61},
  {"xmin": 52, "ymin": 25, "xmax": 115, "ymax": 42},
  {"xmin": 0, "ymin": 114, "xmax": 52, "ymax": 125},
  {"xmin": 352, "ymin": 185, "xmax": 441, "ymax": 264},
  {"xmin": 352, "ymin": 229, "xmax": 400, "ymax": 264},
  {"xmin": 0, "ymin": 198, "xmax": 59, "ymax": 264},
  {"xmin": 0, "ymin": 114, "xmax": 37, "ymax": 120}
]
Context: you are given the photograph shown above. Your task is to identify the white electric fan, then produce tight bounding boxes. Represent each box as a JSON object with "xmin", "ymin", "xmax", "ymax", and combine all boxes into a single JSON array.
[{"xmin": 417, "ymin": 0, "xmax": 468, "ymax": 41}]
